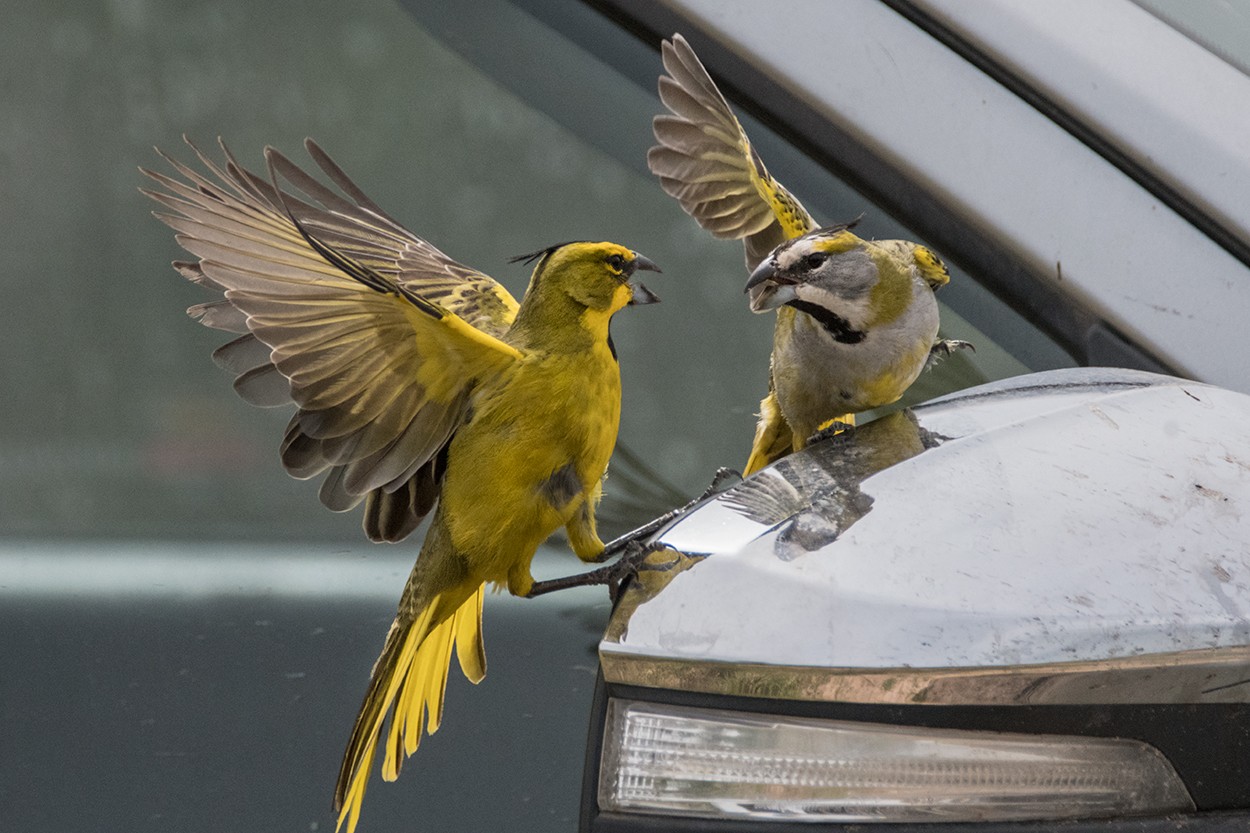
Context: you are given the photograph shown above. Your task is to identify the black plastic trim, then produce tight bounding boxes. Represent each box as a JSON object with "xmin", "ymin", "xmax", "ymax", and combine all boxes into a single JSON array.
[{"xmin": 581, "ymin": 667, "xmax": 615, "ymax": 833}]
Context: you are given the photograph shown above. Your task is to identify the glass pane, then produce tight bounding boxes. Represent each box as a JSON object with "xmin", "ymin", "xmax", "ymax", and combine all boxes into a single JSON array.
[
  {"xmin": 1134, "ymin": 0, "xmax": 1250, "ymax": 78},
  {"xmin": 0, "ymin": 0, "xmax": 1072, "ymax": 544}
]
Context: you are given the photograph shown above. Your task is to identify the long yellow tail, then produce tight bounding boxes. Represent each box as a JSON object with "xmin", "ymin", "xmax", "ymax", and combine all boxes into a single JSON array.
[{"xmin": 334, "ymin": 584, "xmax": 486, "ymax": 833}]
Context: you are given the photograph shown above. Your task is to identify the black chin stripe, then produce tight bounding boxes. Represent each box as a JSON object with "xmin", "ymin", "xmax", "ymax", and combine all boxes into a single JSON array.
[{"xmin": 787, "ymin": 300, "xmax": 865, "ymax": 344}]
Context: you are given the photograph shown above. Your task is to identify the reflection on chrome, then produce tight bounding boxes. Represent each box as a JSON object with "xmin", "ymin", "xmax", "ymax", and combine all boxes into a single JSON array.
[
  {"xmin": 600, "ymin": 646, "xmax": 1250, "ymax": 706},
  {"xmin": 602, "ymin": 369, "xmax": 1250, "ymax": 706},
  {"xmin": 719, "ymin": 410, "xmax": 939, "ymax": 560}
]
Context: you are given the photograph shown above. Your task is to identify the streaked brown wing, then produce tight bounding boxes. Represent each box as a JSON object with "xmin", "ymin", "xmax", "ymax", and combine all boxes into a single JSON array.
[
  {"xmin": 142, "ymin": 139, "xmax": 522, "ymax": 541},
  {"xmin": 648, "ymin": 34, "xmax": 816, "ymax": 270},
  {"xmin": 260, "ymin": 140, "xmax": 520, "ymax": 338}
]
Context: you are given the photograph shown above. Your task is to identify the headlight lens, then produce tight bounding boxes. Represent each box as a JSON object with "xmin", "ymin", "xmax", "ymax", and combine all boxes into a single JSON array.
[{"xmin": 599, "ymin": 699, "xmax": 1193, "ymax": 822}]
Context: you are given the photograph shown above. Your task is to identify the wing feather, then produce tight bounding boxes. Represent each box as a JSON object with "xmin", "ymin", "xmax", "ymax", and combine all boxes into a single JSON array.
[
  {"xmin": 190, "ymin": 299, "xmax": 249, "ymax": 333},
  {"xmin": 258, "ymin": 140, "xmax": 521, "ymax": 338},
  {"xmin": 143, "ymin": 139, "xmax": 523, "ymax": 537},
  {"xmin": 233, "ymin": 364, "xmax": 294, "ymax": 407},
  {"xmin": 649, "ymin": 34, "xmax": 817, "ymax": 269},
  {"xmin": 211, "ymin": 333, "xmax": 272, "ymax": 374}
]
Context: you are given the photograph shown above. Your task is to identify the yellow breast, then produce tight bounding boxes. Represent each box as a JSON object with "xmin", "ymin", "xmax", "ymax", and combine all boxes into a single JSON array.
[{"xmin": 438, "ymin": 337, "xmax": 621, "ymax": 580}]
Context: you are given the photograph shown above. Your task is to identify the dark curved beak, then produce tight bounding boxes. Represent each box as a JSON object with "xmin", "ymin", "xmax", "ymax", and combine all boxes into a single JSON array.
[
  {"xmin": 743, "ymin": 260, "xmax": 778, "ymax": 293},
  {"xmin": 626, "ymin": 253, "xmax": 661, "ymax": 305},
  {"xmin": 744, "ymin": 259, "xmax": 798, "ymax": 313},
  {"xmin": 630, "ymin": 253, "xmax": 662, "ymax": 275}
]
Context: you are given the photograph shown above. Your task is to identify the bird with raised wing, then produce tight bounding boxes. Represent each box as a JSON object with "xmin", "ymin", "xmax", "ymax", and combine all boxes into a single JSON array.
[
  {"xmin": 141, "ymin": 138, "xmax": 660, "ymax": 833},
  {"xmin": 648, "ymin": 34, "xmax": 968, "ymax": 475}
]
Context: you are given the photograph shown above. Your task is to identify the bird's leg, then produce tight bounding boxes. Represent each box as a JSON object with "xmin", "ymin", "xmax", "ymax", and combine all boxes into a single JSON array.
[
  {"xmin": 565, "ymin": 501, "xmax": 607, "ymax": 564},
  {"xmin": 525, "ymin": 539, "xmax": 658, "ymax": 601},
  {"xmin": 527, "ymin": 467, "xmax": 745, "ymax": 601},
  {"xmin": 587, "ymin": 467, "xmax": 743, "ymax": 565},
  {"xmin": 806, "ymin": 418, "xmax": 856, "ymax": 447},
  {"xmin": 924, "ymin": 338, "xmax": 976, "ymax": 372},
  {"xmin": 701, "ymin": 466, "xmax": 744, "ymax": 496}
]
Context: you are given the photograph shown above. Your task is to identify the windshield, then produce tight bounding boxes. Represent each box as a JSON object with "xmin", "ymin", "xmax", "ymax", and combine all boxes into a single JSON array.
[{"xmin": 1135, "ymin": 0, "xmax": 1250, "ymax": 78}]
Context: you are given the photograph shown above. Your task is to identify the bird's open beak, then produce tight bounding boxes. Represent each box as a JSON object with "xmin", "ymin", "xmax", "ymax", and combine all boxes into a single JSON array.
[
  {"xmin": 744, "ymin": 260, "xmax": 798, "ymax": 313},
  {"xmin": 629, "ymin": 282, "xmax": 660, "ymax": 305},
  {"xmin": 627, "ymin": 253, "xmax": 661, "ymax": 305}
]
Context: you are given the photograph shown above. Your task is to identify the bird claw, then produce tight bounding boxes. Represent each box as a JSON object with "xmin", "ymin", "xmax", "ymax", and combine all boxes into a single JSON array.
[
  {"xmin": 700, "ymin": 467, "xmax": 743, "ymax": 499},
  {"xmin": 526, "ymin": 461, "xmax": 748, "ymax": 601},
  {"xmin": 925, "ymin": 338, "xmax": 975, "ymax": 372},
  {"xmin": 592, "ymin": 467, "xmax": 743, "ymax": 565},
  {"xmin": 594, "ymin": 523, "xmax": 658, "ymax": 564},
  {"xmin": 529, "ymin": 466, "xmax": 746, "ymax": 600},
  {"xmin": 524, "ymin": 538, "xmax": 662, "ymax": 601},
  {"xmin": 603, "ymin": 539, "xmax": 658, "ymax": 602},
  {"xmin": 806, "ymin": 420, "xmax": 855, "ymax": 447},
  {"xmin": 935, "ymin": 338, "xmax": 975, "ymax": 356}
]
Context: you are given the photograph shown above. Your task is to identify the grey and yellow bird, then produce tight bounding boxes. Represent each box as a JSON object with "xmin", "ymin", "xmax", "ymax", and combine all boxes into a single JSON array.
[
  {"xmin": 141, "ymin": 138, "xmax": 659, "ymax": 832},
  {"xmin": 648, "ymin": 34, "xmax": 966, "ymax": 475}
]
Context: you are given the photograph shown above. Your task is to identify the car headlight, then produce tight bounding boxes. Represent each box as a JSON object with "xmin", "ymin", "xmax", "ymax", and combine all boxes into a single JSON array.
[{"xmin": 598, "ymin": 699, "xmax": 1194, "ymax": 823}]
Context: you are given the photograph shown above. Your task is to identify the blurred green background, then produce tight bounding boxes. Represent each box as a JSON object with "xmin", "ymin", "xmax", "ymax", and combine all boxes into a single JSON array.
[{"xmin": 0, "ymin": 0, "xmax": 1050, "ymax": 545}]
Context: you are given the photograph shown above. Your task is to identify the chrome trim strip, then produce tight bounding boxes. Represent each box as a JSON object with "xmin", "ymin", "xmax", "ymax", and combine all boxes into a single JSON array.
[
  {"xmin": 886, "ymin": 0, "xmax": 1250, "ymax": 274},
  {"xmin": 598, "ymin": 645, "xmax": 1250, "ymax": 705}
]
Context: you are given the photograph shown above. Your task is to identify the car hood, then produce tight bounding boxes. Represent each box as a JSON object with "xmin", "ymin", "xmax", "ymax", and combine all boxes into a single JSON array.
[{"xmin": 600, "ymin": 368, "xmax": 1250, "ymax": 704}]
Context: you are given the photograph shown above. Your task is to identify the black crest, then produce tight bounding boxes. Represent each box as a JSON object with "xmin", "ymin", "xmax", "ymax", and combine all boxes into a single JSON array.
[
  {"xmin": 773, "ymin": 216, "xmax": 863, "ymax": 259},
  {"xmin": 810, "ymin": 215, "xmax": 863, "ymax": 240},
  {"xmin": 507, "ymin": 240, "xmax": 584, "ymax": 266}
]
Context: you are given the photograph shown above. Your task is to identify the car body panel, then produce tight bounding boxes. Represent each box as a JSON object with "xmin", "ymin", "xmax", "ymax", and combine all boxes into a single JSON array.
[
  {"xmin": 915, "ymin": 0, "xmax": 1250, "ymax": 252},
  {"xmin": 601, "ymin": 369, "xmax": 1250, "ymax": 701}
]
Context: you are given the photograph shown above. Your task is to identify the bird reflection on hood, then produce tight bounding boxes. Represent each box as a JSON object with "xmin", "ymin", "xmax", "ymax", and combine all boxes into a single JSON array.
[{"xmin": 719, "ymin": 410, "xmax": 944, "ymax": 560}]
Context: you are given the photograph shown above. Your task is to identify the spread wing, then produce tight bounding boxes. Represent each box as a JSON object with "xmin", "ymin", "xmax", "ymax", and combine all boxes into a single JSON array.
[
  {"xmin": 265, "ymin": 140, "xmax": 520, "ymax": 338},
  {"xmin": 648, "ymin": 34, "xmax": 816, "ymax": 270},
  {"xmin": 141, "ymin": 138, "xmax": 522, "ymax": 541}
]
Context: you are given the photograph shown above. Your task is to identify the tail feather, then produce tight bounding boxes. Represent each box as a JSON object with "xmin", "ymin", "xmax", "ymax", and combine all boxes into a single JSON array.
[
  {"xmin": 341, "ymin": 741, "xmax": 378, "ymax": 833},
  {"xmin": 391, "ymin": 615, "xmax": 452, "ymax": 770},
  {"xmin": 744, "ymin": 392, "xmax": 794, "ymax": 476},
  {"xmin": 335, "ymin": 604, "xmax": 435, "ymax": 833},
  {"xmin": 454, "ymin": 584, "xmax": 486, "ymax": 683},
  {"xmin": 419, "ymin": 622, "xmax": 454, "ymax": 737},
  {"xmin": 334, "ymin": 583, "xmax": 487, "ymax": 833}
]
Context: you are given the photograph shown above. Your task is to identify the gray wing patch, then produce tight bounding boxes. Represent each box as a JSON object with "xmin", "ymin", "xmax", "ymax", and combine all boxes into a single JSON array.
[
  {"xmin": 539, "ymin": 462, "xmax": 582, "ymax": 509},
  {"xmin": 719, "ymin": 470, "xmax": 806, "ymax": 528}
]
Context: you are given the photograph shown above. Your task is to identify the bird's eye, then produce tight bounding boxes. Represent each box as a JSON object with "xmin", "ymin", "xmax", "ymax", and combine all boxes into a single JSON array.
[
  {"xmin": 805, "ymin": 252, "xmax": 827, "ymax": 269},
  {"xmin": 607, "ymin": 253, "xmax": 625, "ymax": 271}
]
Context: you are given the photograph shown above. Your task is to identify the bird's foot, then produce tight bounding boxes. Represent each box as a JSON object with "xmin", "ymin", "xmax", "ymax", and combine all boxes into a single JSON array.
[
  {"xmin": 934, "ymin": 338, "xmax": 975, "ymax": 356},
  {"xmin": 806, "ymin": 420, "xmax": 855, "ymax": 447},
  {"xmin": 525, "ymin": 539, "xmax": 661, "ymax": 602},
  {"xmin": 527, "ymin": 465, "xmax": 743, "ymax": 601},
  {"xmin": 925, "ymin": 338, "xmax": 976, "ymax": 372},
  {"xmin": 700, "ymin": 466, "xmax": 743, "ymax": 498},
  {"xmin": 587, "ymin": 467, "xmax": 743, "ymax": 565},
  {"xmin": 603, "ymin": 540, "xmax": 662, "ymax": 602}
]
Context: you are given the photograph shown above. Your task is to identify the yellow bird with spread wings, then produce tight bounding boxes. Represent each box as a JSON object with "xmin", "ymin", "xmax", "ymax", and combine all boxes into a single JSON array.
[
  {"xmin": 649, "ymin": 34, "xmax": 966, "ymax": 475},
  {"xmin": 142, "ymin": 138, "xmax": 659, "ymax": 832}
]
